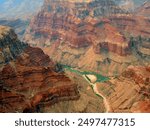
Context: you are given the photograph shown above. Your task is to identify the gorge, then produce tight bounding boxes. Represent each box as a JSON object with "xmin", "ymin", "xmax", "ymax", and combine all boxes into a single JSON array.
[
  {"xmin": 24, "ymin": 0, "xmax": 150, "ymax": 76},
  {"xmin": 0, "ymin": 0, "xmax": 150, "ymax": 113}
]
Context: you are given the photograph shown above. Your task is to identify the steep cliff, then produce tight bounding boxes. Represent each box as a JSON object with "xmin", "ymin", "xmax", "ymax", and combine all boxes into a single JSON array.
[
  {"xmin": 110, "ymin": 1, "xmax": 150, "ymax": 37},
  {"xmin": 24, "ymin": 0, "xmax": 150, "ymax": 76},
  {"xmin": 110, "ymin": 14, "xmax": 150, "ymax": 38},
  {"xmin": 25, "ymin": 0, "xmax": 127, "ymax": 47},
  {"xmin": 0, "ymin": 19, "xmax": 29, "ymax": 40},
  {"xmin": 0, "ymin": 25, "xmax": 27, "ymax": 68},
  {"xmin": 0, "ymin": 25, "xmax": 105, "ymax": 113},
  {"xmin": 0, "ymin": 26, "xmax": 80, "ymax": 112}
]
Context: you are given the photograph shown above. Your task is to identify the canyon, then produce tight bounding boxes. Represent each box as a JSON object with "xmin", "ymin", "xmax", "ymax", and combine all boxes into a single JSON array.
[
  {"xmin": 62, "ymin": 65, "xmax": 150, "ymax": 112},
  {"xmin": 0, "ymin": 25, "xmax": 106, "ymax": 113},
  {"xmin": 24, "ymin": 0, "xmax": 150, "ymax": 76},
  {"xmin": 0, "ymin": 25, "xmax": 77, "ymax": 112},
  {"xmin": 0, "ymin": 0, "xmax": 149, "ymax": 113}
]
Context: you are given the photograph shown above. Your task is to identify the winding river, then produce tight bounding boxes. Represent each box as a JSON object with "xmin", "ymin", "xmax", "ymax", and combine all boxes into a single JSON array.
[
  {"xmin": 83, "ymin": 75, "xmax": 111, "ymax": 113},
  {"xmin": 62, "ymin": 65, "xmax": 111, "ymax": 113}
]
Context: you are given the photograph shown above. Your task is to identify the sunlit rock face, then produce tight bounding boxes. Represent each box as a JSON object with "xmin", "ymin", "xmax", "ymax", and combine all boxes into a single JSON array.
[
  {"xmin": 96, "ymin": 65, "xmax": 150, "ymax": 113},
  {"xmin": 110, "ymin": 1, "xmax": 150, "ymax": 38},
  {"xmin": 24, "ymin": 0, "xmax": 150, "ymax": 76},
  {"xmin": 25, "ymin": 0, "xmax": 127, "ymax": 49}
]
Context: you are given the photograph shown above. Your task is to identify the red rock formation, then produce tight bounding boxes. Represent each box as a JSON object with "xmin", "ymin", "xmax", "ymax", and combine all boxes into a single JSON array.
[
  {"xmin": 18, "ymin": 46, "xmax": 54, "ymax": 67},
  {"xmin": 93, "ymin": 23, "xmax": 131, "ymax": 56},
  {"xmin": 131, "ymin": 101, "xmax": 150, "ymax": 113},
  {"xmin": 24, "ymin": 0, "xmax": 150, "ymax": 76},
  {"xmin": 0, "ymin": 26, "xmax": 79, "ymax": 113},
  {"xmin": 0, "ymin": 46, "xmax": 79, "ymax": 113},
  {"xmin": 110, "ymin": 15, "xmax": 150, "ymax": 37},
  {"xmin": 0, "ymin": 90, "xmax": 28, "ymax": 113},
  {"xmin": 96, "ymin": 65, "xmax": 150, "ymax": 112},
  {"xmin": 109, "ymin": 2, "xmax": 150, "ymax": 37},
  {"xmin": 122, "ymin": 65, "xmax": 150, "ymax": 85},
  {"xmin": 25, "ymin": 0, "xmax": 130, "ymax": 56}
]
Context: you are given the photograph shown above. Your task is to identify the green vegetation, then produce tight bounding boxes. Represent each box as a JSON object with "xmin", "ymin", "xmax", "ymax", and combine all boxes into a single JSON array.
[
  {"xmin": 62, "ymin": 64, "xmax": 110, "ymax": 82},
  {"xmin": 95, "ymin": 94, "xmax": 103, "ymax": 99}
]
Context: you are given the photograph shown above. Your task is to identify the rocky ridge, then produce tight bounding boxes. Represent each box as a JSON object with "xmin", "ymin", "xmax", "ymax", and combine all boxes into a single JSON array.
[
  {"xmin": 97, "ymin": 65, "xmax": 150, "ymax": 112},
  {"xmin": 0, "ymin": 26, "xmax": 80, "ymax": 112}
]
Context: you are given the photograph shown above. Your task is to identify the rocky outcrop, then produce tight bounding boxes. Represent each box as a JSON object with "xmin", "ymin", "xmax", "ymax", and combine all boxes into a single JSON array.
[
  {"xmin": 0, "ymin": 19, "xmax": 29, "ymax": 40},
  {"xmin": 24, "ymin": 0, "xmax": 149, "ymax": 76},
  {"xmin": 97, "ymin": 65, "xmax": 150, "ymax": 112},
  {"xmin": 0, "ymin": 61, "xmax": 79, "ymax": 112},
  {"xmin": 0, "ymin": 26, "xmax": 80, "ymax": 112},
  {"xmin": 110, "ymin": 15, "xmax": 150, "ymax": 37},
  {"xmin": 25, "ymin": 0, "xmax": 129, "ymax": 53},
  {"xmin": 110, "ymin": 1, "xmax": 150, "ymax": 37},
  {"xmin": 92, "ymin": 23, "xmax": 130, "ymax": 56},
  {"xmin": 0, "ymin": 25, "xmax": 27, "ymax": 68}
]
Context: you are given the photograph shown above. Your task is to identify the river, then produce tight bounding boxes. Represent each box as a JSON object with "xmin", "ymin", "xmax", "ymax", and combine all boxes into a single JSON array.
[
  {"xmin": 62, "ymin": 65, "xmax": 111, "ymax": 113},
  {"xmin": 83, "ymin": 75, "xmax": 111, "ymax": 113}
]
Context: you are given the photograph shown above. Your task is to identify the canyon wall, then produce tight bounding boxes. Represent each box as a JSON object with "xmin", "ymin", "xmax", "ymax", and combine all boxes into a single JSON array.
[
  {"xmin": 97, "ymin": 65, "xmax": 150, "ymax": 112},
  {"xmin": 0, "ymin": 25, "xmax": 105, "ymax": 112},
  {"xmin": 0, "ymin": 26, "xmax": 79, "ymax": 112},
  {"xmin": 24, "ymin": 0, "xmax": 150, "ymax": 76}
]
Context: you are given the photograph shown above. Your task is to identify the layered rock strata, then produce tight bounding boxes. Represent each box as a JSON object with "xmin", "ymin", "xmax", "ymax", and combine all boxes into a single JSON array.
[
  {"xmin": 24, "ymin": 0, "xmax": 150, "ymax": 76},
  {"xmin": 0, "ymin": 26, "xmax": 80, "ymax": 112},
  {"xmin": 97, "ymin": 66, "xmax": 150, "ymax": 112}
]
